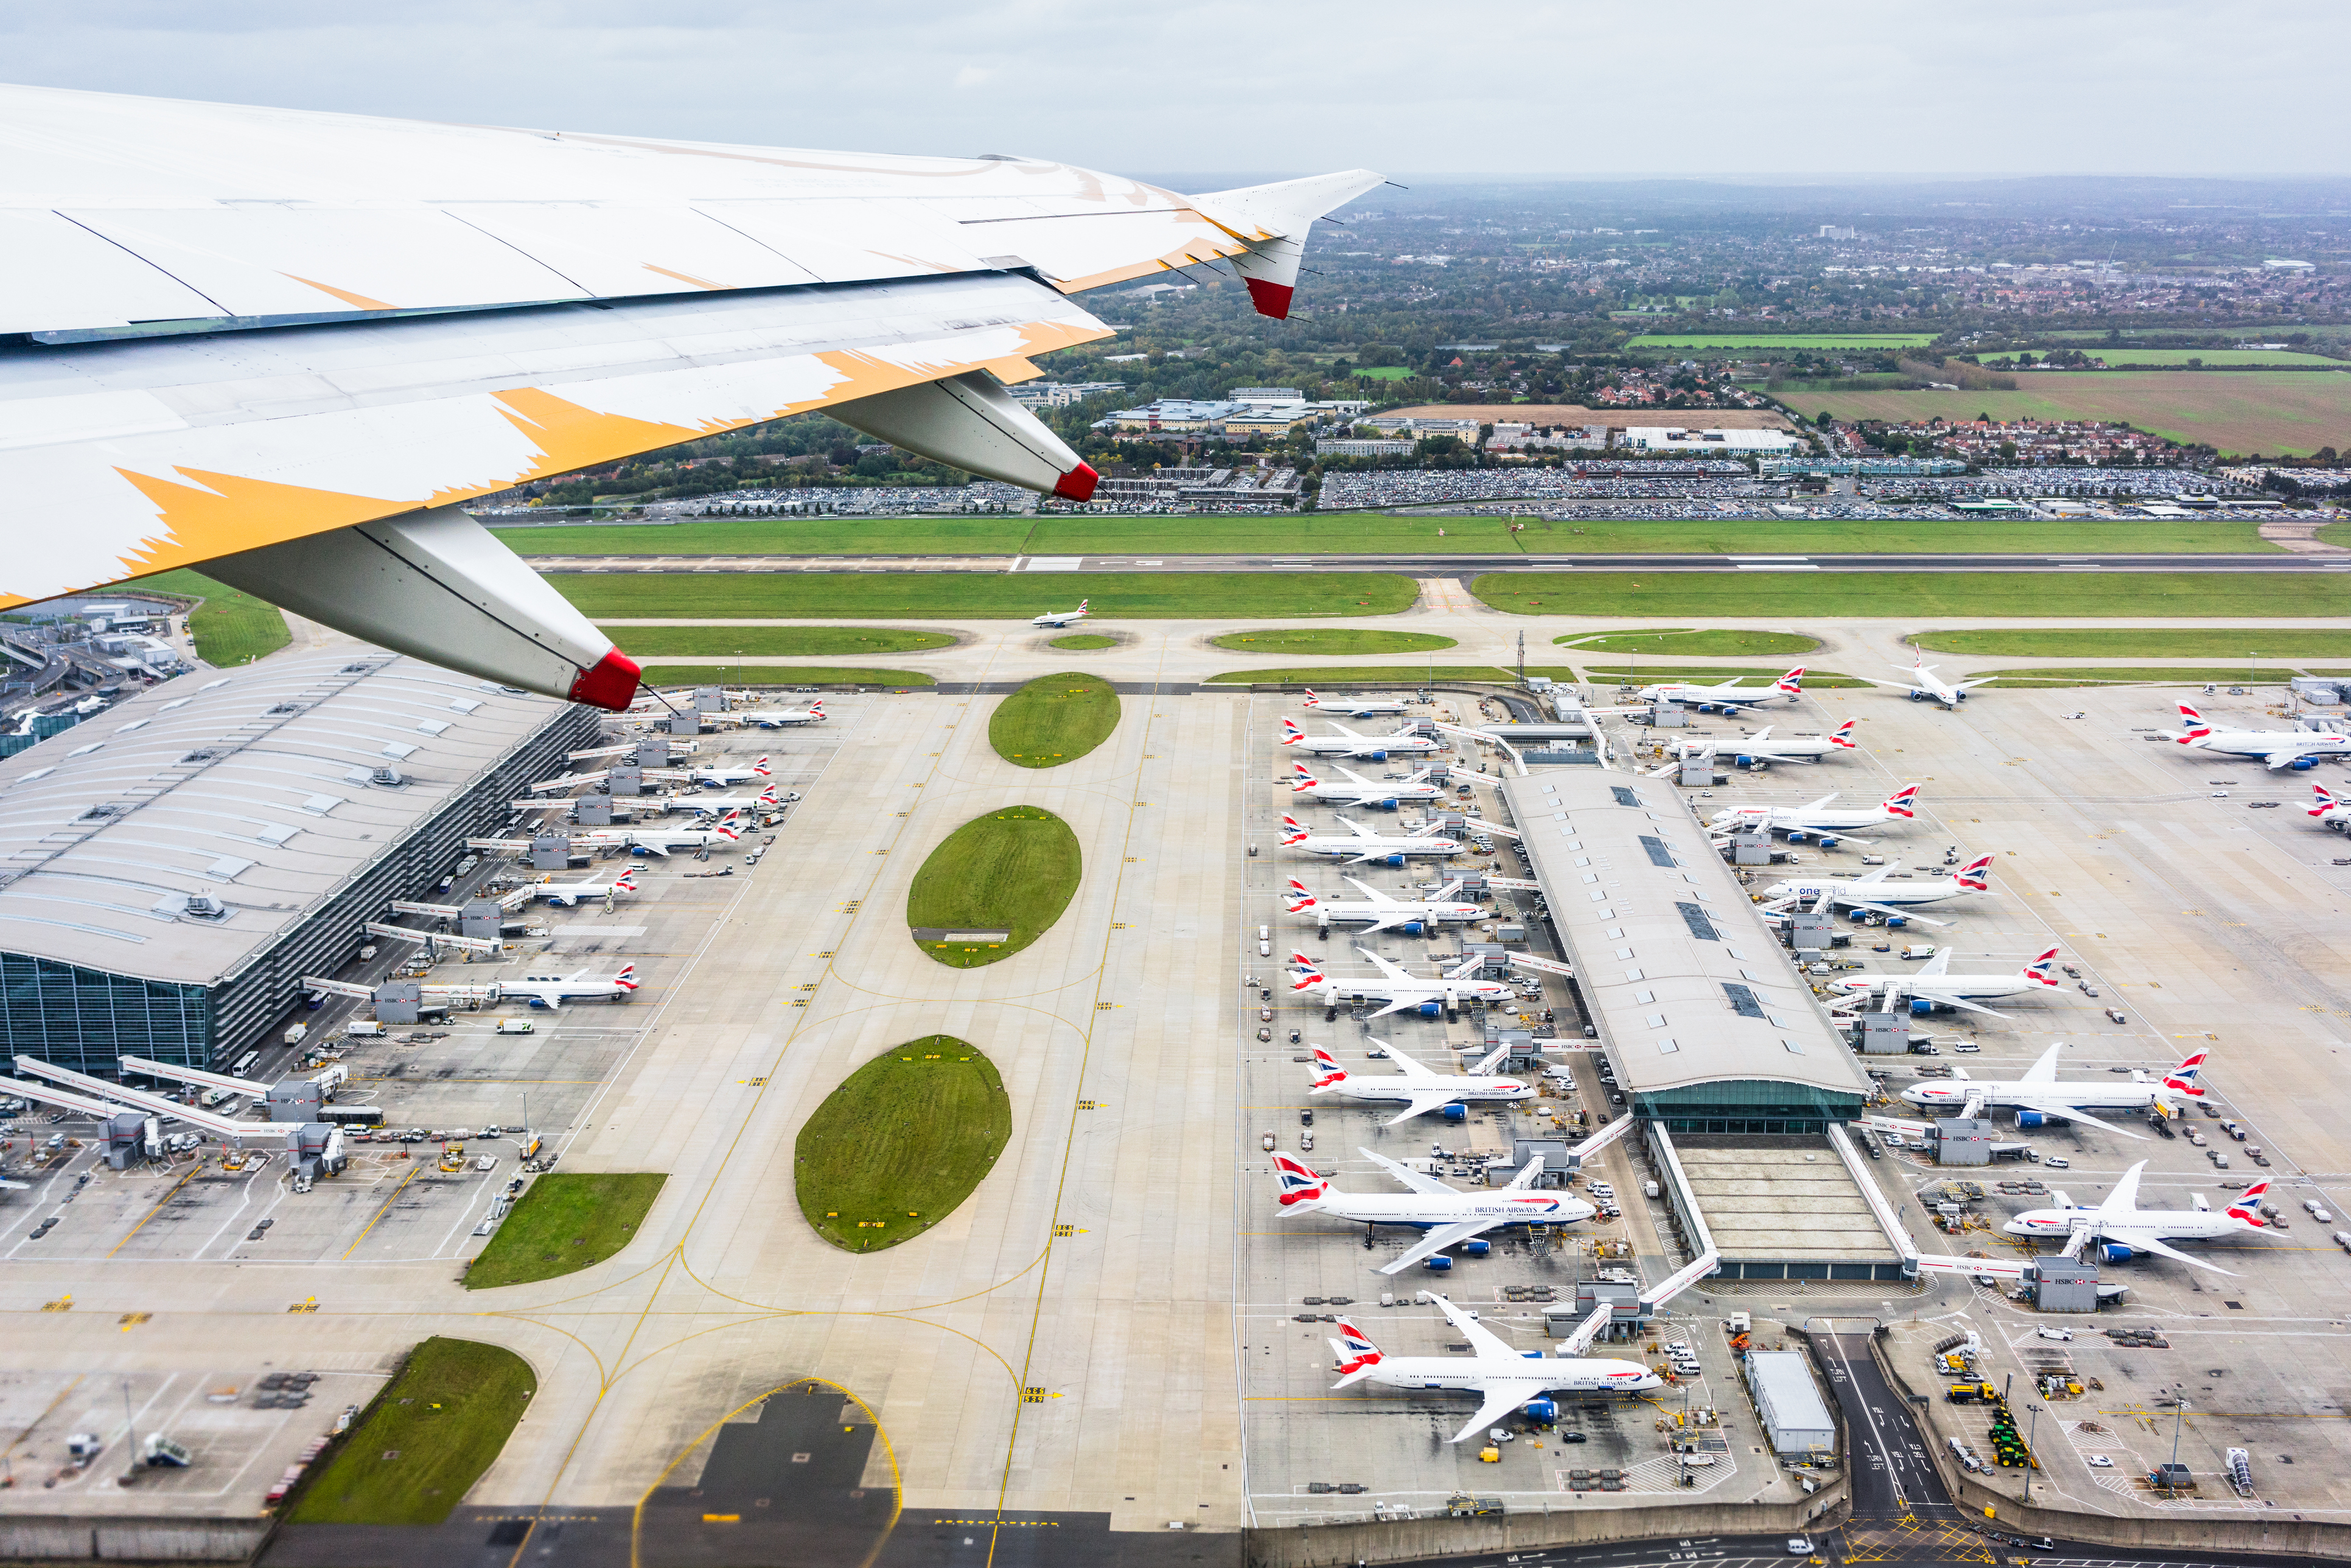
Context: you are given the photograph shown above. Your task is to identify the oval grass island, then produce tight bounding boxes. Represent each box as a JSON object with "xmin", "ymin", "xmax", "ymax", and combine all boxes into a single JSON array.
[
  {"xmin": 988, "ymin": 672, "xmax": 1120, "ymax": 767},
  {"xmin": 906, "ymin": 806, "xmax": 1081, "ymax": 967},
  {"xmin": 795, "ymin": 1037, "xmax": 1011, "ymax": 1252}
]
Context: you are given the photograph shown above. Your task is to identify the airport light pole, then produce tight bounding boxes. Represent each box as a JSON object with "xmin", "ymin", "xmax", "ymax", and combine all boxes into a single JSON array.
[
  {"xmin": 2024, "ymin": 1401, "xmax": 2041, "ymax": 1504},
  {"xmin": 2170, "ymin": 1384, "xmax": 2188, "ymax": 1475}
]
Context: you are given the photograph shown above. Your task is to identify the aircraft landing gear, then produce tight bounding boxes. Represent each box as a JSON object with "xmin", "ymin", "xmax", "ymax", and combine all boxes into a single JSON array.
[{"xmin": 1325, "ymin": 1006, "xmax": 1338, "ymax": 1023}]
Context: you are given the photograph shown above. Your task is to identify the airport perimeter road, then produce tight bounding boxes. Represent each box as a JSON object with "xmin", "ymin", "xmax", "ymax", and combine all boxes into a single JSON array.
[{"xmin": 526, "ymin": 552, "xmax": 2351, "ymax": 576}]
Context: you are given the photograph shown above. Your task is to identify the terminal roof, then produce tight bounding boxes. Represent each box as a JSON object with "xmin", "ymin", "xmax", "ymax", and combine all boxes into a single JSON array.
[
  {"xmin": 1500, "ymin": 772, "xmax": 1869, "ymax": 1102},
  {"xmin": 0, "ymin": 651, "xmax": 560, "ymax": 987}
]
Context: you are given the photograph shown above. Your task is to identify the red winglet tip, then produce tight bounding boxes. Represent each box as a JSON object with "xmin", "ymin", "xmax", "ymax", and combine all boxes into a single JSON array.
[
  {"xmin": 1245, "ymin": 278, "xmax": 1295, "ymax": 319},
  {"xmin": 1052, "ymin": 462, "xmax": 1100, "ymax": 503},
  {"xmin": 568, "ymin": 647, "xmax": 643, "ymax": 712}
]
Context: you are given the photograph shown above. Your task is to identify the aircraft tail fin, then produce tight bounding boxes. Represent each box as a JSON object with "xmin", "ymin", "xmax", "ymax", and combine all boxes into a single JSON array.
[
  {"xmin": 1292, "ymin": 762, "xmax": 1319, "ymax": 793},
  {"xmin": 1829, "ymin": 718, "xmax": 1857, "ymax": 748},
  {"xmin": 1952, "ymin": 854, "xmax": 1994, "ymax": 891},
  {"xmin": 1882, "ymin": 784, "xmax": 1920, "ymax": 818},
  {"xmin": 1284, "ymin": 878, "xmax": 1318, "ymax": 914},
  {"xmin": 1278, "ymin": 814, "xmax": 1310, "ymax": 845},
  {"xmin": 1271, "ymin": 1151, "xmax": 1330, "ymax": 1208},
  {"xmin": 2226, "ymin": 1180, "xmax": 2271, "ymax": 1225},
  {"xmin": 1326, "ymin": 1315, "xmax": 1386, "ymax": 1382},
  {"xmin": 613, "ymin": 868, "xmax": 639, "ymax": 893},
  {"xmin": 753, "ymin": 756, "xmax": 770, "ymax": 775},
  {"xmin": 613, "ymin": 963, "xmax": 640, "ymax": 992},
  {"xmin": 1280, "ymin": 717, "xmax": 1307, "ymax": 746},
  {"xmin": 1776, "ymin": 666, "xmax": 1805, "ymax": 695},
  {"xmin": 2176, "ymin": 701, "xmax": 2211, "ymax": 742},
  {"xmin": 2023, "ymin": 946, "xmax": 2060, "ymax": 987},
  {"xmin": 2162, "ymin": 1050, "xmax": 2208, "ymax": 1098},
  {"xmin": 1308, "ymin": 1045, "xmax": 1347, "ymax": 1090},
  {"xmin": 2313, "ymin": 784, "xmax": 2341, "ymax": 817}
]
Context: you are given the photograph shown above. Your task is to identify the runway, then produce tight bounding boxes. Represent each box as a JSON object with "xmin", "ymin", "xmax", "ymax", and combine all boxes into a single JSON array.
[{"xmin": 526, "ymin": 552, "xmax": 2351, "ymax": 576}]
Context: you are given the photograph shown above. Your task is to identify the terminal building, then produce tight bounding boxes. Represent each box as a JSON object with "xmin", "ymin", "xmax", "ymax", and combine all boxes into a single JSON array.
[
  {"xmin": 0, "ymin": 650, "xmax": 598, "ymax": 1075},
  {"xmin": 1500, "ymin": 771, "xmax": 1913, "ymax": 1282}
]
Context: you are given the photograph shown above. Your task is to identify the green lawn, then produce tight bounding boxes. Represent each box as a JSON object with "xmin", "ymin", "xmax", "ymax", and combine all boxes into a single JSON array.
[
  {"xmin": 1978, "ymin": 666, "xmax": 2351, "ymax": 688},
  {"xmin": 907, "ymin": 807, "xmax": 1082, "ymax": 967},
  {"xmin": 2024, "ymin": 349, "xmax": 2346, "ymax": 368},
  {"xmin": 1578, "ymin": 665, "xmax": 1866, "ymax": 688},
  {"xmin": 1910, "ymin": 629, "xmax": 2351, "ymax": 659},
  {"xmin": 1048, "ymin": 633, "xmax": 1118, "ymax": 650},
  {"xmin": 1352, "ymin": 366, "xmax": 1417, "ymax": 380},
  {"xmin": 796, "ymin": 1039, "xmax": 1011, "ymax": 1251},
  {"xmin": 1206, "ymin": 664, "xmax": 1582, "ymax": 685},
  {"xmin": 1624, "ymin": 332, "xmax": 1941, "ymax": 352},
  {"xmin": 1308, "ymin": 515, "xmax": 2279, "ymax": 556},
  {"xmin": 464, "ymin": 1172, "xmax": 666, "ymax": 1289},
  {"xmin": 1210, "ymin": 629, "xmax": 1459, "ymax": 655},
  {"xmin": 134, "ymin": 568, "xmax": 291, "ymax": 666},
  {"xmin": 549, "ymin": 572, "xmax": 1419, "ymax": 619},
  {"xmin": 284, "ymin": 1339, "xmax": 534, "ymax": 1524},
  {"xmin": 497, "ymin": 515, "xmax": 1036, "ymax": 556},
  {"xmin": 2316, "ymin": 520, "xmax": 2351, "ymax": 549},
  {"xmin": 1035, "ymin": 514, "xmax": 1532, "ymax": 553},
  {"xmin": 1554, "ymin": 628, "xmax": 1820, "ymax": 655},
  {"xmin": 1471, "ymin": 572, "xmax": 2351, "ymax": 618},
  {"xmin": 990, "ymin": 672, "xmax": 1121, "ymax": 767},
  {"xmin": 635, "ymin": 664, "xmax": 934, "ymax": 687},
  {"xmin": 601, "ymin": 625, "xmax": 952, "ymax": 655}
]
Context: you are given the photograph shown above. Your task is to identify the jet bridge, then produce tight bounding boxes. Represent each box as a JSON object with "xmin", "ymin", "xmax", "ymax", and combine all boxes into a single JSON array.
[
  {"xmin": 11, "ymin": 1056, "xmax": 301, "ymax": 1145},
  {"xmin": 363, "ymin": 920, "xmax": 501, "ymax": 956}
]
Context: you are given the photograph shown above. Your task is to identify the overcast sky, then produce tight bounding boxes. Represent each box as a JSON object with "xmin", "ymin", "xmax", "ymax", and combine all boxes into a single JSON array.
[{"xmin": 7, "ymin": 0, "xmax": 2345, "ymax": 179}]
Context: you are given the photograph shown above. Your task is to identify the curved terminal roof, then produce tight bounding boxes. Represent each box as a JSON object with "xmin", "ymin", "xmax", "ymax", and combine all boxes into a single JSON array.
[
  {"xmin": 0, "ymin": 650, "xmax": 563, "ymax": 986},
  {"xmin": 1499, "ymin": 772, "xmax": 1870, "ymax": 1103}
]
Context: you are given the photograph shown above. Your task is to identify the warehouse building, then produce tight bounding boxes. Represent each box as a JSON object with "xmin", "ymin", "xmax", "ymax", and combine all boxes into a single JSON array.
[
  {"xmin": 0, "ymin": 650, "xmax": 598, "ymax": 1074},
  {"xmin": 1500, "ymin": 772, "xmax": 1910, "ymax": 1281},
  {"xmin": 1745, "ymin": 1350, "xmax": 1837, "ymax": 1461}
]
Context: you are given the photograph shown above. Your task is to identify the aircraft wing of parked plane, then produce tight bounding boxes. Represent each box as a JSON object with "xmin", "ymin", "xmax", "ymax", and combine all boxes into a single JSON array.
[{"xmin": 0, "ymin": 85, "xmax": 1376, "ymax": 709}]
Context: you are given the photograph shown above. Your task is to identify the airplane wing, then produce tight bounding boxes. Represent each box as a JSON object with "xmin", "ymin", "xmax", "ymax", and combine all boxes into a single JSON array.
[
  {"xmin": 1859, "ymin": 676, "xmax": 1926, "ymax": 691},
  {"xmin": 1448, "ymin": 1382, "xmax": 1539, "ymax": 1447},
  {"xmin": 1933, "ymin": 994, "xmax": 2010, "ymax": 1019},
  {"xmin": 1342, "ymin": 877, "xmax": 1402, "ymax": 906},
  {"xmin": 1378, "ymin": 1219, "xmax": 1504, "ymax": 1276},
  {"xmin": 1357, "ymin": 948, "xmax": 1418, "ymax": 984},
  {"xmin": 634, "ymin": 843, "xmax": 672, "ymax": 858},
  {"xmin": 1373, "ymin": 1042, "xmax": 1439, "ymax": 1080},
  {"xmin": 1746, "ymin": 725, "xmax": 1776, "ymax": 743},
  {"xmin": 2014, "ymin": 1101, "xmax": 2148, "ymax": 1142},
  {"xmin": 1335, "ymin": 817, "xmax": 1380, "ymax": 838},
  {"xmin": 1800, "ymin": 792, "xmax": 1841, "ymax": 811},
  {"xmin": 2103, "ymin": 1160, "xmax": 2148, "ymax": 1216},
  {"xmin": 1421, "ymin": 1291, "xmax": 1523, "ymax": 1362},
  {"xmin": 1917, "ymin": 947, "xmax": 1954, "ymax": 978},
  {"xmin": 1358, "ymin": 1145, "xmax": 1460, "ymax": 1197},
  {"xmin": 1848, "ymin": 862, "xmax": 1897, "ymax": 884},
  {"xmin": 0, "ymin": 85, "xmax": 1375, "ymax": 706},
  {"xmin": 1841, "ymin": 899, "xmax": 1949, "ymax": 927},
  {"xmin": 1952, "ymin": 678, "xmax": 1997, "ymax": 692},
  {"xmin": 2263, "ymin": 746, "xmax": 2342, "ymax": 769},
  {"xmin": 2098, "ymin": 1229, "xmax": 2237, "ymax": 1276},
  {"xmin": 1384, "ymin": 1092, "xmax": 1468, "ymax": 1126}
]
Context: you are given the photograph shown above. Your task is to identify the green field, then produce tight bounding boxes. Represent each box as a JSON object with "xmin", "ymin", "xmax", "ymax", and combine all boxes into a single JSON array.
[
  {"xmin": 1800, "ymin": 371, "xmax": 2351, "ymax": 457},
  {"xmin": 1979, "ymin": 666, "xmax": 2351, "ymax": 687},
  {"xmin": 1472, "ymin": 572, "xmax": 2350, "ymax": 619},
  {"xmin": 796, "ymin": 1039, "xmax": 1011, "ymax": 1251},
  {"xmin": 1210, "ymin": 629, "xmax": 1459, "ymax": 655},
  {"xmin": 1624, "ymin": 333, "xmax": 1941, "ymax": 352},
  {"xmin": 1041, "ymin": 514, "xmax": 1533, "ymax": 552},
  {"xmin": 906, "ymin": 807, "xmax": 1083, "ymax": 965},
  {"xmin": 285, "ymin": 1339, "xmax": 534, "ymax": 1524},
  {"xmin": 497, "ymin": 515, "xmax": 1035, "ymax": 556},
  {"xmin": 551, "ymin": 572, "xmax": 1419, "ymax": 619},
  {"xmin": 990, "ymin": 672, "xmax": 1121, "ymax": 767},
  {"xmin": 906, "ymin": 807, "xmax": 1082, "ymax": 966},
  {"xmin": 634, "ymin": 664, "xmax": 934, "ymax": 687},
  {"xmin": 1206, "ymin": 665, "xmax": 1581, "ymax": 685},
  {"xmin": 2318, "ymin": 520, "xmax": 2351, "ymax": 549},
  {"xmin": 464, "ymin": 1172, "xmax": 666, "ymax": 1289},
  {"xmin": 1911, "ymin": 629, "xmax": 2351, "ymax": 659},
  {"xmin": 134, "ymin": 568, "xmax": 291, "ymax": 666},
  {"xmin": 1554, "ymin": 628, "xmax": 1819, "ymax": 655},
  {"xmin": 1579, "ymin": 666, "xmax": 1865, "ymax": 688},
  {"xmin": 602, "ymin": 625, "xmax": 951, "ymax": 655},
  {"xmin": 1048, "ymin": 633, "xmax": 1118, "ymax": 650},
  {"xmin": 1352, "ymin": 366, "xmax": 1417, "ymax": 380},
  {"xmin": 2018, "ymin": 349, "xmax": 2346, "ymax": 368}
]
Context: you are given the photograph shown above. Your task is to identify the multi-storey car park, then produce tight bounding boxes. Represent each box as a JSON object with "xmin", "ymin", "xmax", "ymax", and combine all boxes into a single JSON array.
[{"xmin": 0, "ymin": 650, "xmax": 596, "ymax": 1075}]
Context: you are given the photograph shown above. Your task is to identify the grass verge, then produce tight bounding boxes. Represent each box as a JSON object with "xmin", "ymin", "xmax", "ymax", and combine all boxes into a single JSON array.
[
  {"xmin": 551, "ymin": 571, "xmax": 1418, "ymax": 619},
  {"xmin": 989, "ymin": 672, "xmax": 1120, "ymax": 767},
  {"xmin": 600, "ymin": 625, "xmax": 953, "ymax": 655},
  {"xmin": 1910, "ymin": 629, "xmax": 2351, "ymax": 658},
  {"xmin": 1578, "ymin": 665, "xmax": 1867, "ymax": 688},
  {"xmin": 134, "ymin": 568, "xmax": 291, "ymax": 666},
  {"xmin": 1048, "ymin": 633, "xmax": 1118, "ymax": 650},
  {"xmin": 906, "ymin": 807, "xmax": 1083, "ymax": 967},
  {"xmin": 464, "ymin": 1172, "xmax": 666, "ymax": 1289},
  {"xmin": 284, "ymin": 1339, "xmax": 534, "ymax": 1524},
  {"xmin": 1206, "ymin": 664, "xmax": 1582, "ymax": 685},
  {"xmin": 1553, "ymin": 628, "xmax": 1819, "ymax": 655},
  {"xmin": 635, "ymin": 665, "xmax": 934, "ymax": 687},
  {"xmin": 1210, "ymin": 628, "xmax": 1458, "ymax": 655},
  {"xmin": 1978, "ymin": 666, "xmax": 2351, "ymax": 688},
  {"xmin": 1470, "ymin": 572, "xmax": 2351, "ymax": 618},
  {"xmin": 2318, "ymin": 520, "xmax": 2351, "ymax": 550},
  {"xmin": 497, "ymin": 515, "xmax": 1036, "ymax": 556},
  {"xmin": 797, "ymin": 1038, "xmax": 1011, "ymax": 1251}
]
